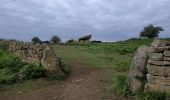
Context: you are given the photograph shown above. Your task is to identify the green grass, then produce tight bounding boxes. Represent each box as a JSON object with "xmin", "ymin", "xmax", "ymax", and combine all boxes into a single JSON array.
[{"xmin": 54, "ymin": 38, "xmax": 170, "ymax": 99}]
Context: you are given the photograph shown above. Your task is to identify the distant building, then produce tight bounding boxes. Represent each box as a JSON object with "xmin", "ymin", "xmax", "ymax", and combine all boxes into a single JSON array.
[{"xmin": 78, "ymin": 35, "xmax": 92, "ymax": 42}]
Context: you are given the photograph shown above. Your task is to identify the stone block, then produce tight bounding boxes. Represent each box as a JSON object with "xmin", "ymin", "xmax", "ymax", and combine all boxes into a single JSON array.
[
  {"xmin": 165, "ymin": 67, "xmax": 170, "ymax": 76},
  {"xmin": 147, "ymin": 74, "xmax": 156, "ymax": 84},
  {"xmin": 164, "ymin": 57, "xmax": 170, "ymax": 61},
  {"xmin": 145, "ymin": 83, "xmax": 170, "ymax": 92},
  {"xmin": 148, "ymin": 59, "xmax": 170, "ymax": 66},
  {"xmin": 149, "ymin": 53, "xmax": 163, "ymax": 61},
  {"xmin": 164, "ymin": 51, "xmax": 170, "ymax": 57},
  {"xmin": 148, "ymin": 47, "xmax": 170, "ymax": 53},
  {"xmin": 147, "ymin": 64, "xmax": 165, "ymax": 76},
  {"xmin": 151, "ymin": 39, "xmax": 167, "ymax": 47}
]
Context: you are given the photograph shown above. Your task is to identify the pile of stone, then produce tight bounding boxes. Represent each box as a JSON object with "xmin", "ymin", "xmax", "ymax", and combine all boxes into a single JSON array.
[{"xmin": 145, "ymin": 39, "xmax": 170, "ymax": 92}]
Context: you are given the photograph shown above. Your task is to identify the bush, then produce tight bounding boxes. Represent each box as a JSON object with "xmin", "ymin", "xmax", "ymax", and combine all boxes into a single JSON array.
[
  {"xmin": 32, "ymin": 37, "xmax": 42, "ymax": 44},
  {"xmin": 19, "ymin": 64, "xmax": 45, "ymax": 80},
  {"xmin": 0, "ymin": 43, "xmax": 9, "ymax": 50},
  {"xmin": 91, "ymin": 40, "xmax": 102, "ymax": 43},
  {"xmin": 50, "ymin": 35, "xmax": 61, "ymax": 44},
  {"xmin": 65, "ymin": 39, "xmax": 75, "ymax": 44},
  {"xmin": 113, "ymin": 74, "xmax": 130, "ymax": 96},
  {"xmin": 0, "ymin": 68, "xmax": 17, "ymax": 83}
]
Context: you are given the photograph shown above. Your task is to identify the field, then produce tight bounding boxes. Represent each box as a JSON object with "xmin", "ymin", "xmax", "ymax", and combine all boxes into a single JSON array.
[{"xmin": 1, "ymin": 38, "xmax": 168, "ymax": 100}]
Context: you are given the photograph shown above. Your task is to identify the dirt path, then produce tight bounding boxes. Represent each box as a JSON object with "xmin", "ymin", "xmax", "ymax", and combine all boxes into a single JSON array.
[{"xmin": 1, "ymin": 63, "xmax": 115, "ymax": 100}]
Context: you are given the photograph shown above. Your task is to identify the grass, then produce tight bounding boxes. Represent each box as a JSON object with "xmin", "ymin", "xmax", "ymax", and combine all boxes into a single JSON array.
[
  {"xmin": 54, "ymin": 38, "xmax": 170, "ymax": 99},
  {"xmin": 1, "ymin": 38, "xmax": 166, "ymax": 99}
]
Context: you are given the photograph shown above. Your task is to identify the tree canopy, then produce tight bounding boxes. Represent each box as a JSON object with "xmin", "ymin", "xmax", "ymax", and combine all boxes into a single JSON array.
[
  {"xmin": 50, "ymin": 35, "xmax": 61, "ymax": 44},
  {"xmin": 31, "ymin": 37, "xmax": 42, "ymax": 44},
  {"xmin": 139, "ymin": 24, "xmax": 164, "ymax": 38}
]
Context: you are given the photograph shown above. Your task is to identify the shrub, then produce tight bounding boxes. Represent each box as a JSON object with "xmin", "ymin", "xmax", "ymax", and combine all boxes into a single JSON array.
[
  {"xmin": 91, "ymin": 40, "xmax": 102, "ymax": 43},
  {"xmin": 50, "ymin": 35, "xmax": 61, "ymax": 44},
  {"xmin": 19, "ymin": 64, "xmax": 45, "ymax": 80},
  {"xmin": 31, "ymin": 37, "xmax": 42, "ymax": 44},
  {"xmin": 0, "ymin": 68, "xmax": 17, "ymax": 83},
  {"xmin": 65, "ymin": 39, "xmax": 75, "ymax": 44},
  {"xmin": 113, "ymin": 74, "xmax": 130, "ymax": 96},
  {"xmin": 0, "ymin": 43, "xmax": 9, "ymax": 50}
]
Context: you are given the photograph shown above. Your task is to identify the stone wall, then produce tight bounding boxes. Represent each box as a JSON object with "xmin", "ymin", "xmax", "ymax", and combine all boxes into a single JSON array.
[
  {"xmin": 0, "ymin": 40, "xmax": 63, "ymax": 76},
  {"xmin": 145, "ymin": 39, "xmax": 170, "ymax": 92},
  {"xmin": 129, "ymin": 39, "xmax": 170, "ymax": 93}
]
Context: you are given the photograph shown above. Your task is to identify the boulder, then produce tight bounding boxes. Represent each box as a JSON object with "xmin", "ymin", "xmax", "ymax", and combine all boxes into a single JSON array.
[
  {"xmin": 128, "ymin": 45, "xmax": 149, "ymax": 92},
  {"xmin": 41, "ymin": 47, "xmax": 63, "ymax": 76}
]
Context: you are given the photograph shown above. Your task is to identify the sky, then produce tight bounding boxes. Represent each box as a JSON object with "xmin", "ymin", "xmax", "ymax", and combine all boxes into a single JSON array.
[{"xmin": 0, "ymin": 0, "xmax": 169, "ymax": 42}]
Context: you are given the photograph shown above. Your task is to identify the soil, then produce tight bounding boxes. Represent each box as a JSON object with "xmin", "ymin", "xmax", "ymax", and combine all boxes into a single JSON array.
[{"xmin": 0, "ymin": 62, "xmax": 115, "ymax": 100}]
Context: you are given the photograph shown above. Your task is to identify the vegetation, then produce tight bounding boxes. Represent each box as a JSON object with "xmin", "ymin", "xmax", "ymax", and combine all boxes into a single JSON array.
[
  {"xmin": 140, "ymin": 24, "xmax": 164, "ymax": 38},
  {"xmin": 113, "ymin": 74, "xmax": 129, "ymax": 96},
  {"xmin": 55, "ymin": 38, "xmax": 170, "ymax": 99},
  {"xmin": 50, "ymin": 35, "xmax": 61, "ymax": 44},
  {"xmin": 31, "ymin": 37, "xmax": 42, "ymax": 44},
  {"xmin": 0, "ymin": 49, "xmax": 45, "ymax": 84}
]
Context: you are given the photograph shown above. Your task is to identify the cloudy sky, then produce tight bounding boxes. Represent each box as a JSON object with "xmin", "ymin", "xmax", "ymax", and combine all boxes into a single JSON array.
[{"xmin": 0, "ymin": 0, "xmax": 169, "ymax": 41}]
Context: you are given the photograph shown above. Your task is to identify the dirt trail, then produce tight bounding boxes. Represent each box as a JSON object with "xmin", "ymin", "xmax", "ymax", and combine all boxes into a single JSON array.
[{"xmin": 1, "ymin": 63, "xmax": 115, "ymax": 100}]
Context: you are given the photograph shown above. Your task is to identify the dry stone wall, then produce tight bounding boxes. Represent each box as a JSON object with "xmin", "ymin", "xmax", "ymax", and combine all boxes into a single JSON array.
[
  {"xmin": 0, "ymin": 40, "xmax": 63, "ymax": 76},
  {"xmin": 129, "ymin": 39, "xmax": 170, "ymax": 93},
  {"xmin": 145, "ymin": 39, "xmax": 170, "ymax": 92}
]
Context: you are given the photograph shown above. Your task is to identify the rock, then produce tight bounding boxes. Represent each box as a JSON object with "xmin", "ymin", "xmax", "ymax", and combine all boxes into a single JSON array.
[
  {"xmin": 164, "ymin": 51, "xmax": 170, "ymax": 57},
  {"xmin": 128, "ymin": 77, "xmax": 143, "ymax": 93},
  {"xmin": 128, "ymin": 45, "xmax": 149, "ymax": 93},
  {"xmin": 148, "ymin": 60, "xmax": 170, "ymax": 66},
  {"xmin": 149, "ymin": 53, "xmax": 163, "ymax": 61},
  {"xmin": 148, "ymin": 47, "xmax": 170, "ymax": 53},
  {"xmin": 145, "ymin": 83, "xmax": 170, "ymax": 92},
  {"xmin": 164, "ymin": 57, "xmax": 170, "ymax": 61},
  {"xmin": 134, "ymin": 45, "xmax": 149, "ymax": 60},
  {"xmin": 151, "ymin": 39, "xmax": 167, "ymax": 47},
  {"xmin": 147, "ymin": 74, "xmax": 156, "ymax": 84},
  {"xmin": 165, "ymin": 67, "xmax": 170, "ymax": 76},
  {"xmin": 147, "ymin": 64, "xmax": 165, "ymax": 76},
  {"xmin": 41, "ymin": 47, "xmax": 63, "ymax": 76}
]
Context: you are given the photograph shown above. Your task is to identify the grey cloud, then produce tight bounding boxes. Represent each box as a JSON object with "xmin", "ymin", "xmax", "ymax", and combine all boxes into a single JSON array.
[{"xmin": 0, "ymin": 0, "xmax": 169, "ymax": 41}]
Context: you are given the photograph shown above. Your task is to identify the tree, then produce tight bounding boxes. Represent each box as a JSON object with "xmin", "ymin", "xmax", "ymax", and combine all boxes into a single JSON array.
[
  {"xmin": 50, "ymin": 35, "xmax": 61, "ymax": 44},
  {"xmin": 32, "ymin": 37, "xmax": 42, "ymax": 44},
  {"xmin": 139, "ymin": 24, "xmax": 164, "ymax": 38}
]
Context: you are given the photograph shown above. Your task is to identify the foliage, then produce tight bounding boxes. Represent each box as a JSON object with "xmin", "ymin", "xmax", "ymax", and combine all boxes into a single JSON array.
[
  {"xmin": 140, "ymin": 24, "xmax": 164, "ymax": 38},
  {"xmin": 19, "ymin": 64, "xmax": 45, "ymax": 80},
  {"xmin": 91, "ymin": 40, "xmax": 102, "ymax": 43},
  {"xmin": 31, "ymin": 37, "xmax": 42, "ymax": 44},
  {"xmin": 65, "ymin": 39, "xmax": 75, "ymax": 44},
  {"xmin": 0, "ymin": 42, "xmax": 9, "ymax": 50},
  {"xmin": 0, "ymin": 49, "xmax": 45, "ymax": 84},
  {"xmin": 113, "ymin": 74, "xmax": 130, "ymax": 96},
  {"xmin": 50, "ymin": 35, "xmax": 61, "ymax": 44}
]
